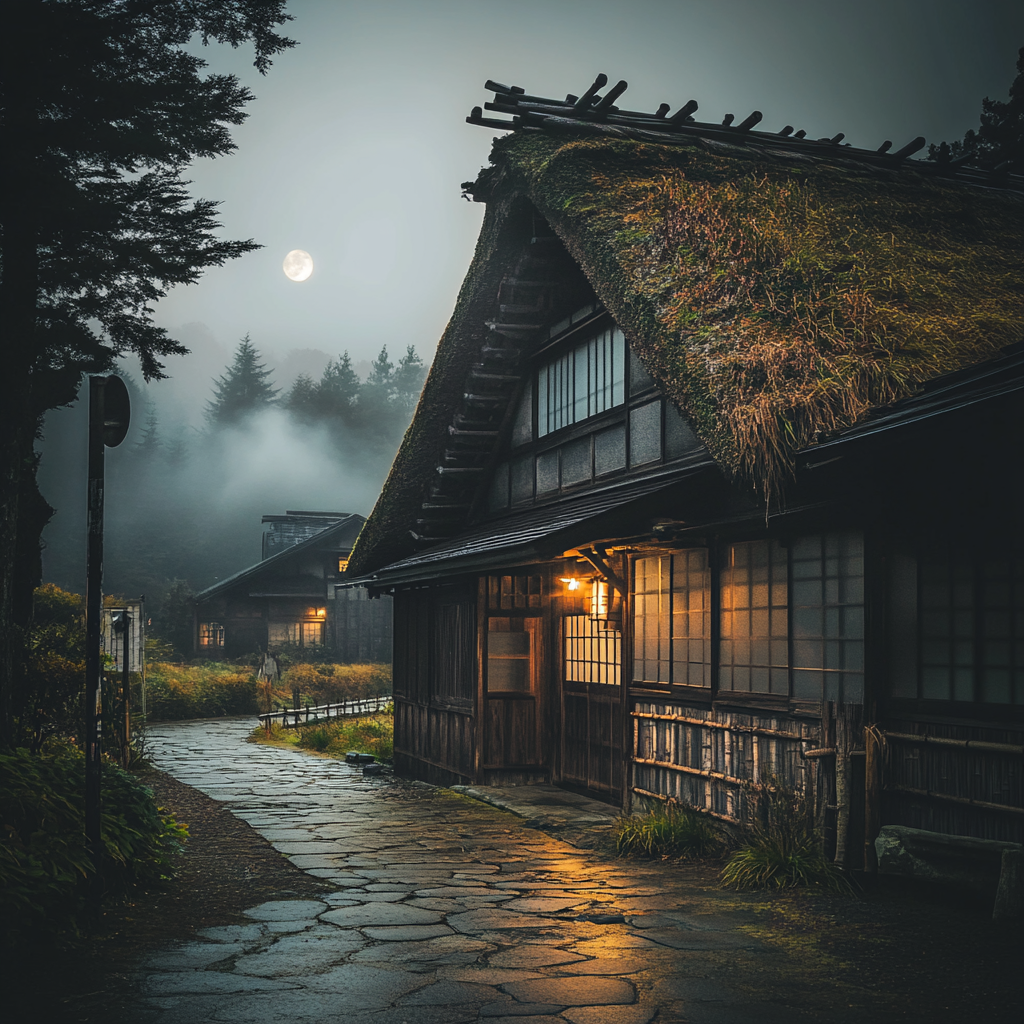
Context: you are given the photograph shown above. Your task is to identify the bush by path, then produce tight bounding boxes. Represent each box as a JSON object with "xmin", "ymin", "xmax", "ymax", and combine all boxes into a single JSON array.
[
  {"xmin": 146, "ymin": 662, "xmax": 258, "ymax": 720},
  {"xmin": 0, "ymin": 744, "xmax": 186, "ymax": 948},
  {"xmin": 251, "ymin": 712, "xmax": 394, "ymax": 763}
]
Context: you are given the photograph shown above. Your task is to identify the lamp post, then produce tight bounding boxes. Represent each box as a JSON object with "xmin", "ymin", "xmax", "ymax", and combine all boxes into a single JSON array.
[{"xmin": 84, "ymin": 375, "xmax": 130, "ymax": 908}]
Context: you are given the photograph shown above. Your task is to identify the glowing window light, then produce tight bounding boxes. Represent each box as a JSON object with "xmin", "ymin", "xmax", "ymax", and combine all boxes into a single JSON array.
[{"xmin": 590, "ymin": 579, "xmax": 610, "ymax": 619}]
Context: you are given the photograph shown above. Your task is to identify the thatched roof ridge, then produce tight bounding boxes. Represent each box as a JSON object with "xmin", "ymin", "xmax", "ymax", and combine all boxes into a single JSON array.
[{"xmin": 348, "ymin": 127, "xmax": 1024, "ymax": 577}]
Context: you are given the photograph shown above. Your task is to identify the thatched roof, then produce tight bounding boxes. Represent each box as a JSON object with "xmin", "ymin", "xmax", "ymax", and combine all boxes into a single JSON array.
[{"xmin": 348, "ymin": 121, "xmax": 1024, "ymax": 577}]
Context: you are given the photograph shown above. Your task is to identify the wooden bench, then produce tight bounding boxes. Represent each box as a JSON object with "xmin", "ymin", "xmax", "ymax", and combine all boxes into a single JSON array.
[{"xmin": 875, "ymin": 824, "xmax": 1021, "ymax": 920}]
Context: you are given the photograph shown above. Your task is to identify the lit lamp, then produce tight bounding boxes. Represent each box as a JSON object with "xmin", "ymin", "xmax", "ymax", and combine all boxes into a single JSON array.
[
  {"xmin": 560, "ymin": 577, "xmax": 581, "ymax": 593},
  {"xmin": 590, "ymin": 579, "xmax": 610, "ymax": 619}
]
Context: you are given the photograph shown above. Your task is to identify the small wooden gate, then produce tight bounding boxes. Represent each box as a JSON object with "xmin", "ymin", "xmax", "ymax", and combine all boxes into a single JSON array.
[{"xmin": 560, "ymin": 614, "xmax": 623, "ymax": 803}]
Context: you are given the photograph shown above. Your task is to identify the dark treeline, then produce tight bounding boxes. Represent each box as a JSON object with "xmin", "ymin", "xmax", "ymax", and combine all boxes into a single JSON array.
[{"xmin": 38, "ymin": 335, "xmax": 425, "ymax": 638}]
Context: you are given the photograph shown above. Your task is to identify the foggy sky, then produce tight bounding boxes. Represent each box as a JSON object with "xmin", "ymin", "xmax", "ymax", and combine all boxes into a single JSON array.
[{"xmin": 38, "ymin": 0, "xmax": 1024, "ymax": 598}]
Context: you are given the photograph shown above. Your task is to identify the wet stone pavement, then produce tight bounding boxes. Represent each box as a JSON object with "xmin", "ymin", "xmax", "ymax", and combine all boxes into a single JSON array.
[{"xmin": 144, "ymin": 718, "xmax": 876, "ymax": 1024}]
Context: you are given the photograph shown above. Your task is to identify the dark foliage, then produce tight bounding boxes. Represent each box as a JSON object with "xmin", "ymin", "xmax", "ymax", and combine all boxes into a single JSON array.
[
  {"xmin": 207, "ymin": 334, "xmax": 280, "ymax": 423},
  {"xmin": 929, "ymin": 46, "xmax": 1024, "ymax": 172},
  {"xmin": 0, "ymin": 744, "xmax": 186, "ymax": 948},
  {"xmin": 12, "ymin": 585, "xmax": 86, "ymax": 753},
  {"xmin": 0, "ymin": 0, "xmax": 294, "ymax": 747}
]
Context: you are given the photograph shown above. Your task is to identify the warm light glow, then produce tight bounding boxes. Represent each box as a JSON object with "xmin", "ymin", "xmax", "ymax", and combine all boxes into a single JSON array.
[
  {"xmin": 283, "ymin": 249, "xmax": 313, "ymax": 282},
  {"xmin": 560, "ymin": 577, "xmax": 581, "ymax": 592},
  {"xmin": 337, "ymin": 557, "xmax": 349, "ymax": 573},
  {"xmin": 590, "ymin": 580, "xmax": 610, "ymax": 619},
  {"xmin": 315, "ymin": 607, "xmax": 326, "ymax": 619}
]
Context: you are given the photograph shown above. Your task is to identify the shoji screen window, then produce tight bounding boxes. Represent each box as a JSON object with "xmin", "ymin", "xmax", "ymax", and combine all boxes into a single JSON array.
[
  {"xmin": 719, "ymin": 540, "xmax": 789, "ymax": 693},
  {"xmin": 633, "ymin": 550, "xmax": 711, "ymax": 686},
  {"xmin": 790, "ymin": 533, "xmax": 865, "ymax": 703}
]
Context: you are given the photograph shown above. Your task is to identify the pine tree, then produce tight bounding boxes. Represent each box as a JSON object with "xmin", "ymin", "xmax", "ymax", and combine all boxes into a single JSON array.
[
  {"xmin": 0, "ymin": 2, "xmax": 294, "ymax": 744},
  {"xmin": 134, "ymin": 409, "xmax": 162, "ymax": 457},
  {"xmin": 207, "ymin": 335, "xmax": 279, "ymax": 424},
  {"xmin": 284, "ymin": 373, "xmax": 318, "ymax": 419},
  {"xmin": 392, "ymin": 345, "xmax": 426, "ymax": 415},
  {"xmin": 929, "ymin": 46, "xmax": 1024, "ymax": 171},
  {"xmin": 317, "ymin": 352, "xmax": 361, "ymax": 420}
]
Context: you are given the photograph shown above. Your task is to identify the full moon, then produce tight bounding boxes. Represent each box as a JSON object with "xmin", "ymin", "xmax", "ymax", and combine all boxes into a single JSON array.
[{"xmin": 282, "ymin": 249, "xmax": 313, "ymax": 282}]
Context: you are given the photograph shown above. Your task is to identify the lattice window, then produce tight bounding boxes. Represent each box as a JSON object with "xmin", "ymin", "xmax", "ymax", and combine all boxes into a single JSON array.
[
  {"xmin": 487, "ymin": 617, "xmax": 536, "ymax": 692},
  {"xmin": 301, "ymin": 621, "xmax": 324, "ymax": 647},
  {"xmin": 199, "ymin": 621, "xmax": 224, "ymax": 647},
  {"xmin": 537, "ymin": 326, "xmax": 625, "ymax": 436},
  {"xmin": 565, "ymin": 615, "xmax": 621, "ymax": 685},
  {"xmin": 268, "ymin": 622, "xmax": 300, "ymax": 645},
  {"xmin": 633, "ymin": 551, "xmax": 710, "ymax": 686},
  {"xmin": 720, "ymin": 540, "xmax": 789, "ymax": 694},
  {"xmin": 488, "ymin": 575, "xmax": 542, "ymax": 611},
  {"xmin": 790, "ymin": 533, "xmax": 865, "ymax": 703}
]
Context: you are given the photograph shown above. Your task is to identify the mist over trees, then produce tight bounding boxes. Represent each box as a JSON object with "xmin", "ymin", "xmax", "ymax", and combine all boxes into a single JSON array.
[{"xmin": 36, "ymin": 335, "xmax": 427, "ymax": 641}]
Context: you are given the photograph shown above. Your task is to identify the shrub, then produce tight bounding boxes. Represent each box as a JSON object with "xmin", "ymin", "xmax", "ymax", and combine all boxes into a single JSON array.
[
  {"xmin": 278, "ymin": 662, "xmax": 391, "ymax": 706},
  {"xmin": 146, "ymin": 662, "xmax": 258, "ymax": 720},
  {"xmin": 14, "ymin": 585, "xmax": 87, "ymax": 751},
  {"xmin": 720, "ymin": 777, "xmax": 852, "ymax": 893},
  {"xmin": 0, "ymin": 744, "xmax": 186, "ymax": 947},
  {"xmin": 259, "ymin": 712, "xmax": 394, "ymax": 763},
  {"xmin": 615, "ymin": 804, "xmax": 720, "ymax": 859}
]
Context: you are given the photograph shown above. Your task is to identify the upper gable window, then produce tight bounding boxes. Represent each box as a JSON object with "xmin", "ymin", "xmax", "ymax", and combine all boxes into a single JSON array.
[{"xmin": 537, "ymin": 326, "xmax": 625, "ymax": 437}]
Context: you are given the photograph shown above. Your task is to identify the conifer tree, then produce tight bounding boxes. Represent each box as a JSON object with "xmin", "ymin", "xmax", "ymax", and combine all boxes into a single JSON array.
[
  {"xmin": 318, "ymin": 352, "xmax": 361, "ymax": 420},
  {"xmin": 392, "ymin": 345, "xmax": 426, "ymax": 415},
  {"xmin": 929, "ymin": 46, "xmax": 1024, "ymax": 171},
  {"xmin": 0, "ymin": 1, "xmax": 294, "ymax": 744},
  {"xmin": 207, "ymin": 335, "xmax": 279, "ymax": 424},
  {"xmin": 134, "ymin": 409, "xmax": 162, "ymax": 457},
  {"xmin": 284, "ymin": 373, "xmax": 318, "ymax": 419}
]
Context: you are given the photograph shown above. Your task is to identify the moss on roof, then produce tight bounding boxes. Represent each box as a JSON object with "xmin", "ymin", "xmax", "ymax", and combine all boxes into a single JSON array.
[{"xmin": 349, "ymin": 128, "xmax": 1024, "ymax": 575}]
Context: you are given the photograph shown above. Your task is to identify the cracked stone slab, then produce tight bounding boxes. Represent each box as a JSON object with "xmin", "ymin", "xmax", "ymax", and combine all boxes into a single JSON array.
[
  {"xmin": 361, "ymin": 923, "xmax": 454, "ymax": 941},
  {"xmin": 448, "ymin": 908, "xmax": 564, "ymax": 933},
  {"xmin": 399, "ymin": 979, "xmax": 500, "ymax": 1005},
  {"xmin": 321, "ymin": 903, "xmax": 443, "ymax": 928},
  {"xmin": 563, "ymin": 1006, "xmax": 657, "ymax": 1024},
  {"xmin": 243, "ymin": 900, "xmax": 328, "ymax": 922},
  {"xmin": 479, "ymin": 1001, "xmax": 565, "ymax": 1017},
  {"xmin": 502, "ymin": 976, "xmax": 636, "ymax": 1006},
  {"xmin": 144, "ymin": 942, "xmax": 249, "ymax": 971},
  {"xmin": 488, "ymin": 946, "xmax": 587, "ymax": 969}
]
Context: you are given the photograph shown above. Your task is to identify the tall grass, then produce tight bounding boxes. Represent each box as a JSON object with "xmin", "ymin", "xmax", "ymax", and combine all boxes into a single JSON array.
[
  {"xmin": 615, "ymin": 804, "xmax": 720, "ymax": 859},
  {"xmin": 270, "ymin": 662, "xmax": 391, "ymax": 708},
  {"xmin": 720, "ymin": 777, "xmax": 852, "ymax": 893},
  {"xmin": 146, "ymin": 662, "xmax": 258, "ymax": 720},
  {"xmin": 257, "ymin": 712, "xmax": 394, "ymax": 763}
]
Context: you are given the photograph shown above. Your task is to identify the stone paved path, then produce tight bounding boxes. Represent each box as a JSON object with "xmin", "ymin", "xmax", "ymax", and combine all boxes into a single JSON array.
[{"xmin": 143, "ymin": 718, "xmax": 882, "ymax": 1024}]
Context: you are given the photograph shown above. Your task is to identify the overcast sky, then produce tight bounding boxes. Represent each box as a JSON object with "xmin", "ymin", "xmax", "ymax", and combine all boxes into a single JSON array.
[{"xmin": 131, "ymin": 0, "xmax": 1023, "ymax": 417}]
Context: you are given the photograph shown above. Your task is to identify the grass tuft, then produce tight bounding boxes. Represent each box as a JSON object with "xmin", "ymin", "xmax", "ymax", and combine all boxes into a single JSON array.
[
  {"xmin": 615, "ymin": 804, "xmax": 719, "ymax": 859},
  {"xmin": 720, "ymin": 777, "xmax": 852, "ymax": 893}
]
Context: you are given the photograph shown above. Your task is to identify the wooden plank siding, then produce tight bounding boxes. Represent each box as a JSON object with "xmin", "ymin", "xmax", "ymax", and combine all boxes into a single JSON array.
[{"xmin": 392, "ymin": 584, "xmax": 478, "ymax": 786}]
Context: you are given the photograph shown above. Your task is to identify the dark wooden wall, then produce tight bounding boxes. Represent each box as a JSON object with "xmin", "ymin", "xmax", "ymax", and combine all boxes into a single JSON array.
[{"xmin": 392, "ymin": 583, "xmax": 478, "ymax": 785}]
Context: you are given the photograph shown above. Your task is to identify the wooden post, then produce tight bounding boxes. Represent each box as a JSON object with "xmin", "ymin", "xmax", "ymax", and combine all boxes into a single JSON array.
[
  {"xmin": 84, "ymin": 376, "xmax": 106, "ymax": 901},
  {"xmin": 864, "ymin": 724, "xmax": 882, "ymax": 873}
]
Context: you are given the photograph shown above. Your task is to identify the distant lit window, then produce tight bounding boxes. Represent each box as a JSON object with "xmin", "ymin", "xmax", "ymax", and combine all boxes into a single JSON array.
[
  {"xmin": 199, "ymin": 621, "xmax": 224, "ymax": 647},
  {"xmin": 268, "ymin": 622, "xmax": 300, "ymax": 645},
  {"xmin": 337, "ymin": 557, "xmax": 349, "ymax": 573},
  {"xmin": 302, "ymin": 621, "xmax": 324, "ymax": 647}
]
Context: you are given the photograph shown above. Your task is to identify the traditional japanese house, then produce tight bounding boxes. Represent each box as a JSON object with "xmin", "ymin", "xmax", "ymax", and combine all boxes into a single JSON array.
[
  {"xmin": 194, "ymin": 511, "xmax": 392, "ymax": 663},
  {"xmin": 345, "ymin": 77, "xmax": 1024, "ymax": 868}
]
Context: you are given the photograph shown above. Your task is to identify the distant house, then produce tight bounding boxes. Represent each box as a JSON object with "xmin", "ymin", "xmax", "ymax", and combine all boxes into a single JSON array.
[
  {"xmin": 345, "ymin": 78, "xmax": 1024, "ymax": 868},
  {"xmin": 194, "ymin": 511, "xmax": 392, "ymax": 663}
]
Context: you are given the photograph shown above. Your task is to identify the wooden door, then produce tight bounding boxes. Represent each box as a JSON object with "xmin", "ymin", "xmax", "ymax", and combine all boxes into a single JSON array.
[
  {"xmin": 560, "ymin": 613, "xmax": 623, "ymax": 803},
  {"xmin": 484, "ymin": 615, "xmax": 542, "ymax": 770}
]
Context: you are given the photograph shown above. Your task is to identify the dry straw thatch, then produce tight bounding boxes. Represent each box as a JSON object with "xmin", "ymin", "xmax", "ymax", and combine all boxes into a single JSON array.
[{"xmin": 485, "ymin": 131, "xmax": 1024, "ymax": 498}]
